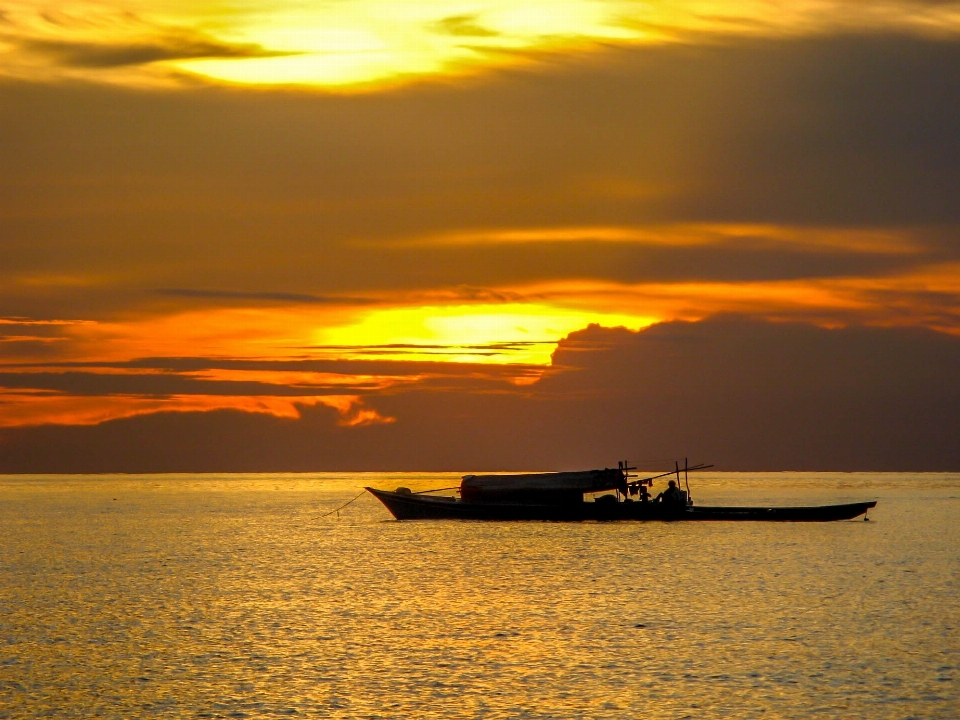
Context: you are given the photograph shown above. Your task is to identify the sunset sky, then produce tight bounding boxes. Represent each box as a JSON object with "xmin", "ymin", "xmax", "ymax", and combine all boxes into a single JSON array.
[{"xmin": 2, "ymin": 1, "xmax": 959, "ymax": 471}]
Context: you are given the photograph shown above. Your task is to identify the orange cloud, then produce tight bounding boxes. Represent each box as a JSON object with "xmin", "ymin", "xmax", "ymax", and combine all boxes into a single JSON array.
[
  {"xmin": 393, "ymin": 223, "xmax": 922, "ymax": 254},
  {"xmin": 185, "ymin": 368, "xmax": 411, "ymax": 392},
  {"xmin": 515, "ymin": 262, "xmax": 960, "ymax": 335},
  {"xmin": 0, "ymin": 390, "xmax": 393, "ymax": 428},
  {"xmin": 4, "ymin": 260, "xmax": 960, "ymax": 377},
  {"xmin": 43, "ymin": 306, "xmax": 363, "ymax": 364}
]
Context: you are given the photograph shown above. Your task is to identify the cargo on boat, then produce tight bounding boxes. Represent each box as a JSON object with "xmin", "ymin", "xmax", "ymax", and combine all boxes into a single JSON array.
[
  {"xmin": 366, "ymin": 461, "xmax": 877, "ymax": 522},
  {"xmin": 459, "ymin": 468, "xmax": 627, "ymax": 504}
]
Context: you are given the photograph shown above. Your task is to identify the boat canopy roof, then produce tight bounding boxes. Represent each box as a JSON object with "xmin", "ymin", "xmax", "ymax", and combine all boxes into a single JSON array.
[{"xmin": 460, "ymin": 468, "xmax": 624, "ymax": 496}]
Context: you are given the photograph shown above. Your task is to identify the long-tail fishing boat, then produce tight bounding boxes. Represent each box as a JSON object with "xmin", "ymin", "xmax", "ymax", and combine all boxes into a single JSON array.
[{"xmin": 366, "ymin": 460, "xmax": 877, "ymax": 522}]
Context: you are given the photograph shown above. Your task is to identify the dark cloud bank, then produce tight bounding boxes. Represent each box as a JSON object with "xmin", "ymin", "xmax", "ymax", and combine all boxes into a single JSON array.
[{"xmin": 2, "ymin": 317, "xmax": 958, "ymax": 472}]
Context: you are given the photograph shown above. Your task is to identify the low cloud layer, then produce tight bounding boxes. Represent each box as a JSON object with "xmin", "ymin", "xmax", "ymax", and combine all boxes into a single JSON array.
[{"xmin": 2, "ymin": 317, "xmax": 957, "ymax": 471}]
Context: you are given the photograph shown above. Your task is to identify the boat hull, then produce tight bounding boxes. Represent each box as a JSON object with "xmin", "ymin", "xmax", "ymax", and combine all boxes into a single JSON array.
[{"xmin": 365, "ymin": 488, "xmax": 877, "ymax": 522}]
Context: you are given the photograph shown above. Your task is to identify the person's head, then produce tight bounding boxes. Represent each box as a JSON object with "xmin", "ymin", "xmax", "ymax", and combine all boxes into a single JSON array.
[{"xmin": 668, "ymin": 480, "xmax": 676, "ymax": 488}]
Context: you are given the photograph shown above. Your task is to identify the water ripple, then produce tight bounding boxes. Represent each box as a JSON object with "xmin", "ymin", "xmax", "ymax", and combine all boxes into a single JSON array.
[{"xmin": 0, "ymin": 473, "xmax": 957, "ymax": 718}]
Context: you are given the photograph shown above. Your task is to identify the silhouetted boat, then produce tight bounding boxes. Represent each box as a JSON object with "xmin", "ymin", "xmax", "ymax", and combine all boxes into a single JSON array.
[{"xmin": 366, "ymin": 463, "xmax": 877, "ymax": 522}]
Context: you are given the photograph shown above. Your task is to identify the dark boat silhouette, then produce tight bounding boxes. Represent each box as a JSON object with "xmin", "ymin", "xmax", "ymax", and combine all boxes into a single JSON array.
[{"xmin": 366, "ymin": 462, "xmax": 877, "ymax": 522}]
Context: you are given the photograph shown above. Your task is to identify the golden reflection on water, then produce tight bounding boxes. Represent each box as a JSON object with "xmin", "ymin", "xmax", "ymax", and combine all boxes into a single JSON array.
[{"xmin": 1, "ymin": 473, "xmax": 957, "ymax": 718}]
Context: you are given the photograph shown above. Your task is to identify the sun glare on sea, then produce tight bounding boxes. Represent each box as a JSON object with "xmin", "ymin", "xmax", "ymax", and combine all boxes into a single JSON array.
[{"xmin": 313, "ymin": 303, "xmax": 654, "ymax": 363}]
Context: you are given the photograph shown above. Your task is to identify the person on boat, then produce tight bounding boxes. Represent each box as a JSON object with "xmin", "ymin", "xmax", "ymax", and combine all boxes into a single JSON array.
[
  {"xmin": 638, "ymin": 484, "xmax": 651, "ymax": 504},
  {"xmin": 656, "ymin": 480, "xmax": 683, "ymax": 505}
]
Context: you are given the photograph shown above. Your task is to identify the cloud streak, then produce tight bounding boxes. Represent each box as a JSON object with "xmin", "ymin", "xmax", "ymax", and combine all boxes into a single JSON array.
[
  {"xmin": 156, "ymin": 289, "xmax": 378, "ymax": 305},
  {"xmin": 18, "ymin": 32, "xmax": 295, "ymax": 68},
  {"xmin": 0, "ymin": 391, "xmax": 392, "ymax": 428}
]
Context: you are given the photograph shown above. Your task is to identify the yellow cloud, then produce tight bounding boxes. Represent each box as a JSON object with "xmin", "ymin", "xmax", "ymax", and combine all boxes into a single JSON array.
[
  {"xmin": 314, "ymin": 302, "xmax": 656, "ymax": 363},
  {"xmin": 5, "ymin": 1, "xmax": 960, "ymax": 87}
]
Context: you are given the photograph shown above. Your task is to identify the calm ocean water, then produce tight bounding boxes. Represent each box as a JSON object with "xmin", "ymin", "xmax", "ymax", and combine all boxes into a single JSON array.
[{"xmin": 1, "ymin": 472, "xmax": 957, "ymax": 719}]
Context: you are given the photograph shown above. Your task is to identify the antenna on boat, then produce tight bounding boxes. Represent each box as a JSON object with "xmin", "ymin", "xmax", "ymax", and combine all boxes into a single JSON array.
[
  {"xmin": 625, "ymin": 461, "xmax": 712, "ymax": 496},
  {"xmin": 619, "ymin": 460, "xmax": 638, "ymax": 496}
]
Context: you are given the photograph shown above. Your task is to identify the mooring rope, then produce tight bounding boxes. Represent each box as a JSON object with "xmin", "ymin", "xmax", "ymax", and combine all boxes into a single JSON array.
[{"xmin": 318, "ymin": 490, "xmax": 367, "ymax": 519}]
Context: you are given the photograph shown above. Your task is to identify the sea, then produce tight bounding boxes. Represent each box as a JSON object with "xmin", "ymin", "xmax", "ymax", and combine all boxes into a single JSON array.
[{"xmin": 0, "ymin": 472, "xmax": 957, "ymax": 719}]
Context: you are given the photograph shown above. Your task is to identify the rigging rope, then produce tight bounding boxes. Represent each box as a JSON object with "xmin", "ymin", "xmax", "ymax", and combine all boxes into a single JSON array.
[{"xmin": 318, "ymin": 490, "xmax": 367, "ymax": 519}]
